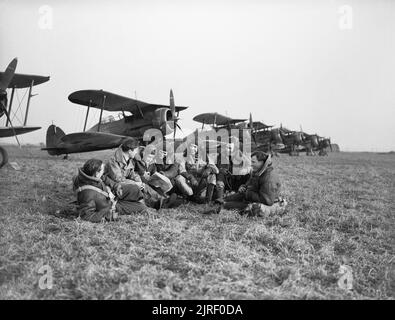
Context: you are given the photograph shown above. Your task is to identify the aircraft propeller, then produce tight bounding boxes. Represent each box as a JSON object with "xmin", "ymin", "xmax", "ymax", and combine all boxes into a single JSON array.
[
  {"xmin": 169, "ymin": 89, "xmax": 182, "ymax": 139},
  {"xmin": 0, "ymin": 58, "xmax": 21, "ymax": 147},
  {"xmin": 249, "ymin": 112, "xmax": 257, "ymax": 145}
]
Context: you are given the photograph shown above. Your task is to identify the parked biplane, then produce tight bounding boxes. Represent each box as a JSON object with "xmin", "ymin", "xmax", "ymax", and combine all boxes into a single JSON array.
[
  {"xmin": 0, "ymin": 58, "xmax": 49, "ymax": 168},
  {"xmin": 301, "ymin": 133, "xmax": 332, "ymax": 156},
  {"xmin": 190, "ymin": 112, "xmax": 286, "ymax": 155},
  {"xmin": 237, "ymin": 113, "xmax": 285, "ymax": 154},
  {"xmin": 186, "ymin": 112, "xmax": 248, "ymax": 150},
  {"xmin": 276, "ymin": 124, "xmax": 306, "ymax": 156},
  {"xmin": 42, "ymin": 89, "xmax": 188, "ymax": 156}
]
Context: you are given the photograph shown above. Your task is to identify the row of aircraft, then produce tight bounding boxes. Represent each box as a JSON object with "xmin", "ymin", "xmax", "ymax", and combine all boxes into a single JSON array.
[
  {"xmin": 0, "ymin": 58, "xmax": 334, "ymax": 168},
  {"xmin": 191, "ymin": 113, "xmax": 333, "ymax": 156}
]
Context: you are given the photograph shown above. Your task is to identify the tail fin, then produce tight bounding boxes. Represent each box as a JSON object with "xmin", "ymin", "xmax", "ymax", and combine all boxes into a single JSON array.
[{"xmin": 44, "ymin": 124, "xmax": 65, "ymax": 155}]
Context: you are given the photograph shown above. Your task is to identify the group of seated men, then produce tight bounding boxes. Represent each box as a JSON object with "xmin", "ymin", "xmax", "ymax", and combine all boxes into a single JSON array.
[{"xmin": 71, "ymin": 137, "xmax": 286, "ymax": 223}]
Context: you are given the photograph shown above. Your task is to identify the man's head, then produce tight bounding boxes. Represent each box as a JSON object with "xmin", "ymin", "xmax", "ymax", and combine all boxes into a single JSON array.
[
  {"xmin": 251, "ymin": 151, "xmax": 270, "ymax": 173},
  {"xmin": 121, "ymin": 138, "xmax": 140, "ymax": 159},
  {"xmin": 143, "ymin": 145, "xmax": 157, "ymax": 164},
  {"xmin": 158, "ymin": 149, "xmax": 167, "ymax": 160},
  {"xmin": 82, "ymin": 158, "xmax": 104, "ymax": 179},
  {"xmin": 188, "ymin": 143, "xmax": 198, "ymax": 155}
]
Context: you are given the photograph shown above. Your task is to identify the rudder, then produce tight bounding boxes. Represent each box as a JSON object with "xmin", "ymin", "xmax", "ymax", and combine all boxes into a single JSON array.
[{"xmin": 45, "ymin": 124, "xmax": 65, "ymax": 155}]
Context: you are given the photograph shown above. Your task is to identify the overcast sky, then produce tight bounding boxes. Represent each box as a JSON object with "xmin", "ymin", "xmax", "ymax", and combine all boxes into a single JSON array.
[{"xmin": 1, "ymin": 0, "xmax": 394, "ymax": 151}]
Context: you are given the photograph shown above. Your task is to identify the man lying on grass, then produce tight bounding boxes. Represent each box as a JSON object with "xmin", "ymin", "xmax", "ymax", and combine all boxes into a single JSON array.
[
  {"xmin": 204, "ymin": 151, "xmax": 287, "ymax": 216},
  {"xmin": 72, "ymin": 158, "xmax": 148, "ymax": 223}
]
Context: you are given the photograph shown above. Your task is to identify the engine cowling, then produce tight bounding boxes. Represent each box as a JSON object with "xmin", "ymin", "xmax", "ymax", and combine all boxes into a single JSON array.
[
  {"xmin": 152, "ymin": 108, "xmax": 173, "ymax": 136},
  {"xmin": 311, "ymin": 135, "xmax": 319, "ymax": 148},
  {"xmin": 293, "ymin": 132, "xmax": 304, "ymax": 145}
]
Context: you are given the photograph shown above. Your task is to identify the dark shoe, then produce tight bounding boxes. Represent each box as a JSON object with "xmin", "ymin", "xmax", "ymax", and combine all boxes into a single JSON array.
[
  {"xmin": 205, "ymin": 184, "xmax": 215, "ymax": 204},
  {"xmin": 162, "ymin": 193, "xmax": 179, "ymax": 209},
  {"xmin": 191, "ymin": 195, "xmax": 206, "ymax": 204},
  {"xmin": 202, "ymin": 203, "xmax": 222, "ymax": 215},
  {"xmin": 214, "ymin": 186, "xmax": 224, "ymax": 204},
  {"xmin": 154, "ymin": 197, "xmax": 165, "ymax": 210}
]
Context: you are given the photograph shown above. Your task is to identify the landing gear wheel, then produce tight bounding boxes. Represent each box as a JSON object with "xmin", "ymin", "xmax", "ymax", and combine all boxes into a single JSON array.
[{"xmin": 0, "ymin": 146, "xmax": 8, "ymax": 169}]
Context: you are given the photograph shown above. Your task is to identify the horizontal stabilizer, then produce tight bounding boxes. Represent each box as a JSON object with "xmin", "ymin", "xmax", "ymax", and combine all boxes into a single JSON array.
[{"xmin": 0, "ymin": 126, "xmax": 41, "ymax": 138}]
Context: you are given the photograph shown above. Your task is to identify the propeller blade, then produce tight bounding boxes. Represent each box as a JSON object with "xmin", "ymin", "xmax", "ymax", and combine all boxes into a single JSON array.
[
  {"xmin": 249, "ymin": 113, "xmax": 257, "ymax": 145},
  {"xmin": 176, "ymin": 122, "xmax": 183, "ymax": 134},
  {"xmin": 0, "ymin": 58, "xmax": 18, "ymax": 91},
  {"xmin": 170, "ymin": 89, "xmax": 176, "ymax": 121}
]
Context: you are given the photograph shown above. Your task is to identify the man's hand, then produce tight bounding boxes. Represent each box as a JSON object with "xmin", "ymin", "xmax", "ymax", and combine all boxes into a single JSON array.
[
  {"xmin": 106, "ymin": 187, "xmax": 116, "ymax": 201},
  {"xmin": 111, "ymin": 206, "xmax": 119, "ymax": 221},
  {"xmin": 190, "ymin": 177, "xmax": 199, "ymax": 188},
  {"xmin": 202, "ymin": 167, "xmax": 212, "ymax": 178},
  {"xmin": 115, "ymin": 184, "xmax": 123, "ymax": 197},
  {"xmin": 143, "ymin": 171, "xmax": 151, "ymax": 181},
  {"xmin": 238, "ymin": 185, "xmax": 247, "ymax": 193}
]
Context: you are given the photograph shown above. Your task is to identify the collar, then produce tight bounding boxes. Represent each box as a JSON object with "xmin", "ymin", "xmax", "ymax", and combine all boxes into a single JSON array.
[
  {"xmin": 114, "ymin": 146, "xmax": 129, "ymax": 165},
  {"xmin": 78, "ymin": 168, "xmax": 102, "ymax": 183},
  {"xmin": 254, "ymin": 154, "xmax": 272, "ymax": 177}
]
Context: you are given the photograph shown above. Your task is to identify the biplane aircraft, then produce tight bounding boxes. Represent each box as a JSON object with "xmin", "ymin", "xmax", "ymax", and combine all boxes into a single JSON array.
[
  {"xmin": 277, "ymin": 125, "xmax": 306, "ymax": 156},
  {"xmin": 0, "ymin": 58, "xmax": 49, "ymax": 168},
  {"xmin": 191, "ymin": 112, "xmax": 285, "ymax": 155},
  {"xmin": 42, "ymin": 89, "xmax": 188, "ymax": 156},
  {"xmin": 236, "ymin": 113, "xmax": 285, "ymax": 154},
  {"xmin": 185, "ymin": 112, "xmax": 248, "ymax": 150},
  {"xmin": 300, "ymin": 132, "xmax": 332, "ymax": 156}
]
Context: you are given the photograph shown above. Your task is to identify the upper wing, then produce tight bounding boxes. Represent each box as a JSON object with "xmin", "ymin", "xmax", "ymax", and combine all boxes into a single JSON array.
[
  {"xmin": 280, "ymin": 126, "xmax": 293, "ymax": 134},
  {"xmin": 248, "ymin": 121, "xmax": 273, "ymax": 130},
  {"xmin": 0, "ymin": 126, "xmax": 41, "ymax": 138},
  {"xmin": 0, "ymin": 73, "xmax": 50, "ymax": 89},
  {"xmin": 68, "ymin": 90, "xmax": 188, "ymax": 115},
  {"xmin": 193, "ymin": 113, "xmax": 246, "ymax": 126},
  {"xmin": 193, "ymin": 113, "xmax": 228, "ymax": 125}
]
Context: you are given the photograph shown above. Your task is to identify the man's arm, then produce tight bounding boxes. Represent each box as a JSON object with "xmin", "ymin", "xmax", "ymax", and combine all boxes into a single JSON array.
[
  {"xmin": 105, "ymin": 159, "xmax": 124, "ymax": 183},
  {"xmin": 77, "ymin": 197, "xmax": 113, "ymax": 223},
  {"xmin": 160, "ymin": 163, "xmax": 179, "ymax": 179},
  {"xmin": 245, "ymin": 176, "xmax": 276, "ymax": 205}
]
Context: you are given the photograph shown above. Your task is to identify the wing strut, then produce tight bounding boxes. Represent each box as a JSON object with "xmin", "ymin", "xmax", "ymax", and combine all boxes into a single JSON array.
[
  {"xmin": 97, "ymin": 95, "xmax": 106, "ymax": 132},
  {"xmin": 5, "ymin": 86, "xmax": 15, "ymax": 127},
  {"xmin": 136, "ymin": 104, "xmax": 144, "ymax": 118},
  {"xmin": 83, "ymin": 100, "xmax": 92, "ymax": 132},
  {"xmin": 24, "ymin": 79, "xmax": 34, "ymax": 126}
]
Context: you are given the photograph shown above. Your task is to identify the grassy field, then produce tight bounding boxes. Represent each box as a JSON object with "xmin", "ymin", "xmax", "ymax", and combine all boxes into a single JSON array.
[{"xmin": 0, "ymin": 145, "xmax": 394, "ymax": 299}]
